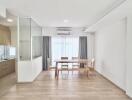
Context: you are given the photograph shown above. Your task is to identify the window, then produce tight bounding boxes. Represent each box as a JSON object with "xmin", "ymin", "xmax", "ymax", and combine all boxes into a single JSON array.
[
  {"xmin": 51, "ymin": 36, "xmax": 79, "ymax": 66},
  {"xmin": 9, "ymin": 47, "xmax": 16, "ymax": 57},
  {"xmin": 0, "ymin": 45, "xmax": 4, "ymax": 60},
  {"xmin": 0, "ymin": 46, "xmax": 16, "ymax": 60}
]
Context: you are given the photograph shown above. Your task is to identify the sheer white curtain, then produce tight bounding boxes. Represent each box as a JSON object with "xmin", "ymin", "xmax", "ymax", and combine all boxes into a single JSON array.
[{"xmin": 51, "ymin": 36, "xmax": 79, "ymax": 66}]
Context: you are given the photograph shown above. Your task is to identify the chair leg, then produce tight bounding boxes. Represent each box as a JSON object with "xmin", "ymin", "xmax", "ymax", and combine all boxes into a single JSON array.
[
  {"xmin": 87, "ymin": 70, "xmax": 89, "ymax": 78},
  {"xmin": 57, "ymin": 70, "xmax": 59, "ymax": 79},
  {"xmin": 72, "ymin": 67, "xmax": 73, "ymax": 75},
  {"xmin": 58, "ymin": 70, "xmax": 59, "ymax": 79}
]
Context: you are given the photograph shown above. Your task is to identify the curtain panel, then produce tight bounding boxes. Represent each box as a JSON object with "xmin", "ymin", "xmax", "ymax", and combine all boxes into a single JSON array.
[
  {"xmin": 79, "ymin": 36, "xmax": 87, "ymax": 67},
  {"xmin": 42, "ymin": 36, "xmax": 51, "ymax": 70}
]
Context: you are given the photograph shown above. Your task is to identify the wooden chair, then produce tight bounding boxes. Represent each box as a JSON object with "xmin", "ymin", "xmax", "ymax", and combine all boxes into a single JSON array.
[
  {"xmin": 72, "ymin": 57, "xmax": 80, "ymax": 74},
  {"xmin": 87, "ymin": 58, "xmax": 95, "ymax": 76},
  {"xmin": 88, "ymin": 58, "xmax": 95, "ymax": 71},
  {"xmin": 60, "ymin": 57, "xmax": 69, "ymax": 74},
  {"xmin": 79, "ymin": 67, "xmax": 90, "ymax": 77},
  {"xmin": 79, "ymin": 59, "xmax": 94, "ymax": 78}
]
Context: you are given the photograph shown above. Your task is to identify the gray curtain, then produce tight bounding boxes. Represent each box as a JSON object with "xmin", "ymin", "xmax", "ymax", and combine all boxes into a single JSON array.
[
  {"xmin": 42, "ymin": 36, "xmax": 51, "ymax": 70},
  {"xmin": 79, "ymin": 36, "xmax": 87, "ymax": 67}
]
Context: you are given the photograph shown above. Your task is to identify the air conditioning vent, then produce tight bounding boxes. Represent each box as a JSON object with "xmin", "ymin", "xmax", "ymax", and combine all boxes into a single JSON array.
[
  {"xmin": 57, "ymin": 31, "xmax": 71, "ymax": 35},
  {"xmin": 56, "ymin": 27, "xmax": 72, "ymax": 35},
  {"xmin": 56, "ymin": 27, "xmax": 72, "ymax": 31}
]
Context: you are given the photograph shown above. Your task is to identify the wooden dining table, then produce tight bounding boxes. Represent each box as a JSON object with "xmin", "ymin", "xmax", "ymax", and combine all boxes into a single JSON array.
[{"xmin": 54, "ymin": 59, "xmax": 89, "ymax": 79}]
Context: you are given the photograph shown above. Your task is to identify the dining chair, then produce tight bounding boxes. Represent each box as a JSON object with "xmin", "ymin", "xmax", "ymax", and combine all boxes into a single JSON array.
[
  {"xmin": 87, "ymin": 58, "xmax": 95, "ymax": 76},
  {"xmin": 88, "ymin": 58, "xmax": 95, "ymax": 71},
  {"xmin": 60, "ymin": 57, "xmax": 69, "ymax": 74},
  {"xmin": 72, "ymin": 57, "xmax": 80, "ymax": 74},
  {"xmin": 79, "ymin": 65, "xmax": 90, "ymax": 78},
  {"xmin": 76, "ymin": 58, "xmax": 92, "ymax": 78}
]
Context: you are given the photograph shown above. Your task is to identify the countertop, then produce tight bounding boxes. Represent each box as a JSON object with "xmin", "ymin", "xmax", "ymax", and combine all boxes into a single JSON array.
[{"xmin": 0, "ymin": 58, "xmax": 15, "ymax": 63}]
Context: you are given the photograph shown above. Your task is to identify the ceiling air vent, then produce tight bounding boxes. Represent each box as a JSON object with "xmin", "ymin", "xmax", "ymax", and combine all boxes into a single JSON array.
[{"xmin": 56, "ymin": 27, "xmax": 72, "ymax": 35}]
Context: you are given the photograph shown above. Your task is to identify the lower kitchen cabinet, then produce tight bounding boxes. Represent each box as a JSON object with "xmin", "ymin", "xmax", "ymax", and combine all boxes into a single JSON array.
[{"xmin": 0, "ymin": 59, "xmax": 15, "ymax": 78}]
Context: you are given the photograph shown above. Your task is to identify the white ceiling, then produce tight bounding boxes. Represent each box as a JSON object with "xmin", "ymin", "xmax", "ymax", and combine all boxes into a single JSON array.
[
  {"xmin": 0, "ymin": 11, "xmax": 17, "ymax": 27},
  {"xmin": 85, "ymin": 0, "xmax": 130, "ymax": 32},
  {"xmin": 0, "ymin": 0, "xmax": 125, "ymax": 27}
]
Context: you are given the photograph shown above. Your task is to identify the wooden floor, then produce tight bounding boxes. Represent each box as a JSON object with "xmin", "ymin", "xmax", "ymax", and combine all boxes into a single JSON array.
[
  {"xmin": 0, "ymin": 71, "xmax": 131, "ymax": 100},
  {"xmin": 0, "ymin": 73, "xmax": 16, "ymax": 97}
]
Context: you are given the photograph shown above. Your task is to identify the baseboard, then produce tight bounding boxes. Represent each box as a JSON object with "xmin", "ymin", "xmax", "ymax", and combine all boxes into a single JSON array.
[
  {"xmin": 126, "ymin": 92, "xmax": 132, "ymax": 99},
  {"xmin": 96, "ymin": 69, "xmax": 132, "ymax": 99},
  {"xmin": 95, "ymin": 70, "xmax": 125, "ymax": 92}
]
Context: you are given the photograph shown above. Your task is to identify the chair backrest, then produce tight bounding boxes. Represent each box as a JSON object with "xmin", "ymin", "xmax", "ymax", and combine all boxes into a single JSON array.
[
  {"xmin": 61, "ymin": 57, "xmax": 68, "ymax": 66},
  {"xmin": 72, "ymin": 57, "xmax": 80, "ymax": 66},
  {"xmin": 72, "ymin": 57, "xmax": 79, "ymax": 60},
  {"xmin": 61, "ymin": 57, "xmax": 68, "ymax": 60},
  {"xmin": 91, "ymin": 58, "xmax": 95, "ymax": 67}
]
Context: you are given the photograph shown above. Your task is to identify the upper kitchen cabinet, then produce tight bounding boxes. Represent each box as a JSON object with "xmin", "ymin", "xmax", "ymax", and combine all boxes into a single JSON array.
[{"xmin": 0, "ymin": 24, "xmax": 11, "ymax": 45}]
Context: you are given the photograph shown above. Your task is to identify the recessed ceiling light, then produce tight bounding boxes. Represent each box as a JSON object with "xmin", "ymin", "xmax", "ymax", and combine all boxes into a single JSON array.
[
  {"xmin": 7, "ymin": 18, "xmax": 13, "ymax": 22},
  {"xmin": 64, "ymin": 19, "xmax": 69, "ymax": 23}
]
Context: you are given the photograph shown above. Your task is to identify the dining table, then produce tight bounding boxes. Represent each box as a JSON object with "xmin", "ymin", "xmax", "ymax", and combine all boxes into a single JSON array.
[{"xmin": 54, "ymin": 59, "xmax": 89, "ymax": 79}]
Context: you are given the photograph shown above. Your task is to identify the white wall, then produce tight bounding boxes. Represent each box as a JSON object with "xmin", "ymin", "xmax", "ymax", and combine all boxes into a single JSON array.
[
  {"xmin": 126, "ymin": 16, "xmax": 132, "ymax": 97},
  {"xmin": 87, "ymin": 0, "xmax": 132, "ymax": 97},
  {"xmin": 10, "ymin": 26, "xmax": 17, "ymax": 47},
  {"xmin": 95, "ymin": 18, "xmax": 127, "ymax": 90},
  {"xmin": 0, "ymin": 6, "xmax": 6, "ymax": 18},
  {"xmin": 87, "ymin": 33, "xmax": 95, "ymax": 59},
  {"xmin": 85, "ymin": 0, "xmax": 132, "ymax": 97},
  {"xmin": 17, "ymin": 56, "xmax": 42, "ymax": 82}
]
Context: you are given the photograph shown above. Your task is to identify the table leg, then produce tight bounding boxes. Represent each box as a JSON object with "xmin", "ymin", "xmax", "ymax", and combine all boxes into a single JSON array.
[
  {"xmin": 55, "ymin": 62, "xmax": 58, "ymax": 79},
  {"xmin": 86, "ymin": 62, "xmax": 89, "ymax": 78}
]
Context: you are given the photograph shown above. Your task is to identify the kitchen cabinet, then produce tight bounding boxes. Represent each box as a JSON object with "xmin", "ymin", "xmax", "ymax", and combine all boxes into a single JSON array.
[
  {"xmin": 0, "ymin": 24, "xmax": 11, "ymax": 45},
  {"xmin": 0, "ymin": 59, "xmax": 15, "ymax": 78}
]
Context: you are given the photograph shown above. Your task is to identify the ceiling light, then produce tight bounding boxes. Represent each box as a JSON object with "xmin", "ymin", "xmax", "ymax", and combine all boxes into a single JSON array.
[
  {"xmin": 7, "ymin": 18, "xmax": 13, "ymax": 22},
  {"xmin": 64, "ymin": 19, "xmax": 69, "ymax": 23}
]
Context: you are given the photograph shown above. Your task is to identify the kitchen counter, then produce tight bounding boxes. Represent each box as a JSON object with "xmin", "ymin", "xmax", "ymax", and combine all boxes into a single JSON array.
[
  {"xmin": 0, "ymin": 58, "xmax": 16, "ymax": 62},
  {"xmin": 0, "ymin": 58, "xmax": 15, "ymax": 78}
]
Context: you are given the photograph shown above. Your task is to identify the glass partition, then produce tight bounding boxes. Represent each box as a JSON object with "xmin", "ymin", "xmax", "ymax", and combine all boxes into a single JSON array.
[
  {"xmin": 19, "ymin": 18, "xmax": 42, "ymax": 61},
  {"xmin": 19, "ymin": 18, "xmax": 31, "ymax": 60},
  {"xmin": 32, "ymin": 36, "xmax": 42, "ymax": 59},
  {"xmin": 31, "ymin": 19, "xmax": 42, "ymax": 36},
  {"xmin": 31, "ymin": 19, "xmax": 42, "ymax": 59}
]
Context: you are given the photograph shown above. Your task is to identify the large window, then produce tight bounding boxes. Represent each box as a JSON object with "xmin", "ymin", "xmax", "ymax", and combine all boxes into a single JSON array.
[{"xmin": 51, "ymin": 36, "xmax": 79, "ymax": 66}]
